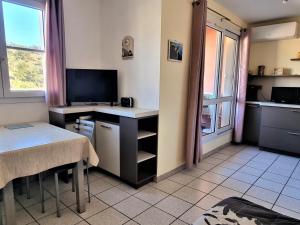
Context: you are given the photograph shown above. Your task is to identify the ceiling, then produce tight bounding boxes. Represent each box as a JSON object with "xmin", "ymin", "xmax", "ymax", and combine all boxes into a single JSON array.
[{"xmin": 214, "ymin": 0, "xmax": 300, "ymax": 23}]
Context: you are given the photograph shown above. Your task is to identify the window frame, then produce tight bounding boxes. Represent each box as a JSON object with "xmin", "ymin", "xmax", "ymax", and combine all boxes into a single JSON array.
[
  {"xmin": 203, "ymin": 24, "xmax": 240, "ymax": 139},
  {"xmin": 0, "ymin": 0, "xmax": 46, "ymax": 98}
]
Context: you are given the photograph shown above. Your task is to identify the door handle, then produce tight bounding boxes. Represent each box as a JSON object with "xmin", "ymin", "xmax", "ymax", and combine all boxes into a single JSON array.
[
  {"xmin": 100, "ymin": 125, "xmax": 112, "ymax": 129},
  {"xmin": 287, "ymin": 132, "xmax": 300, "ymax": 136}
]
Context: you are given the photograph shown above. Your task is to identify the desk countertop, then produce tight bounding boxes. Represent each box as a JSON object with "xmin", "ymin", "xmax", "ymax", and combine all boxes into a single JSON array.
[
  {"xmin": 49, "ymin": 105, "xmax": 159, "ymax": 118},
  {"xmin": 246, "ymin": 101, "xmax": 300, "ymax": 109}
]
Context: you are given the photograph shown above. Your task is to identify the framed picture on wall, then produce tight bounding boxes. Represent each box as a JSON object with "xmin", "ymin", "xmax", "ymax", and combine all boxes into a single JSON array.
[{"xmin": 168, "ymin": 40, "xmax": 183, "ymax": 62}]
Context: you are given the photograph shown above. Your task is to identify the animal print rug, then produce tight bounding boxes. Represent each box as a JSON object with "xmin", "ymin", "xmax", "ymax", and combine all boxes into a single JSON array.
[{"xmin": 193, "ymin": 197, "xmax": 300, "ymax": 225}]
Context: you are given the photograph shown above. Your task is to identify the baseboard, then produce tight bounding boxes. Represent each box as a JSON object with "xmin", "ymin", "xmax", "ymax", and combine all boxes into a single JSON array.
[
  {"xmin": 155, "ymin": 163, "xmax": 186, "ymax": 182},
  {"xmin": 202, "ymin": 142, "xmax": 231, "ymax": 159},
  {"xmin": 154, "ymin": 143, "xmax": 231, "ymax": 183}
]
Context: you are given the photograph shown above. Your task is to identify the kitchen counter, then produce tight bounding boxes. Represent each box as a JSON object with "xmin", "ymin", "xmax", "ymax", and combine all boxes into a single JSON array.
[
  {"xmin": 49, "ymin": 105, "xmax": 159, "ymax": 118},
  {"xmin": 246, "ymin": 101, "xmax": 300, "ymax": 109}
]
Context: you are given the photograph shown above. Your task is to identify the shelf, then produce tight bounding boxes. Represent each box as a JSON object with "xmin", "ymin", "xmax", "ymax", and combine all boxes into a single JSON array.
[
  {"xmin": 138, "ymin": 130, "xmax": 157, "ymax": 140},
  {"xmin": 291, "ymin": 58, "xmax": 300, "ymax": 61},
  {"xmin": 137, "ymin": 151, "xmax": 156, "ymax": 163},
  {"xmin": 249, "ymin": 75, "xmax": 300, "ymax": 78}
]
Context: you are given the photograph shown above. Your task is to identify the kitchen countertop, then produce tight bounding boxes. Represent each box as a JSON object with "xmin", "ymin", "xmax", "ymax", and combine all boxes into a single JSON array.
[
  {"xmin": 246, "ymin": 101, "xmax": 300, "ymax": 109},
  {"xmin": 49, "ymin": 105, "xmax": 159, "ymax": 118}
]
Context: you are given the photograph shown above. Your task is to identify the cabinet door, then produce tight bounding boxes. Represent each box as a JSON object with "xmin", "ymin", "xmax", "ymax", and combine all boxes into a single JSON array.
[
  {"xmin": 96, "ymin": 121, "xmax": 120, "ymax": 176},
  {"xmin": 243, "ymin": 104, "xmax": 261, "ymax": 144}
]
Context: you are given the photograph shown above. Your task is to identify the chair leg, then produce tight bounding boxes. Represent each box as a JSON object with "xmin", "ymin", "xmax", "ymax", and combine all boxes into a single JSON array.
[
  {"xmin": 25, "ymin": 177, "xmax": 30, "ymax": 199},
  {"xmin": 54, "ymin": 173, "xmax": 61, "ymax": 218},
  {"xmin": 72, "ymin": 169, "xmax": 75, "ymax": 192},
  {"xmin": 39, "ymin": 173, "xmax": 45, "ymax": 213},
  {"xmin": 86, "ymin": 160, "xmax": 90, "ymax": 203}
]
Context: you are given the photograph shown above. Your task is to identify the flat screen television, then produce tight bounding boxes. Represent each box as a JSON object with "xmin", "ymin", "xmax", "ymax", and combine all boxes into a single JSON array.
[{"xmin": 66, "ymin": 69, "xmax": 118, "ymax": 105}]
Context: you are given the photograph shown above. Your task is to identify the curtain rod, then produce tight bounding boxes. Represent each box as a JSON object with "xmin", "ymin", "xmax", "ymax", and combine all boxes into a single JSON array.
[{"xmin": 192, "ymin": 0, "xmax": 244, "ymax": 29}]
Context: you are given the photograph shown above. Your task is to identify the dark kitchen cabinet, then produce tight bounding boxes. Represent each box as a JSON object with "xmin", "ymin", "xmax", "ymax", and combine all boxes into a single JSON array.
[{"xmin": 243, "ymin": 104, "xmax": 261, "ymax": 144}]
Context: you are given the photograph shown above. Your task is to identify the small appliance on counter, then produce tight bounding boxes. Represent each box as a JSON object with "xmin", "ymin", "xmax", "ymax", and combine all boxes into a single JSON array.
[
  {"xmin": 271, "ymin": 87, "xmax": 300, "ymax": 104},
  {"xmin": 121, "ymin": 97, "xmax": 134, "ymax": 108},
  {"xmin": 258, "ymin": 65, "xmax": 265, "ymax": 76},
  {"xmin": 246, "ymin": 85, "xmax": 262, "ymax": 101}
]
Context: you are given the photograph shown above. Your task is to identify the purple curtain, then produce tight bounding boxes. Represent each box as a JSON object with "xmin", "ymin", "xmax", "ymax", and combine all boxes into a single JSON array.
[
  {"xmin": 45, "ymin": 0, "xmax": 66, "ymax": 106},
  {"xmin": 233, "ymin": 29, "xmax": 251, "ymax": 143},
  {"xmin": 185, "ymin": 0, "xmax": 207, "ymax": 169}
]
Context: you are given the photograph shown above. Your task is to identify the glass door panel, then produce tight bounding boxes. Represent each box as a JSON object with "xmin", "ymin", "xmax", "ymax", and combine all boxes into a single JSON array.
[
  {"xmin": 218, "ymin": 101, "xmax": 232, "ymax": 129},
  {"xmin": 220, "ymin": 36, "xmax": 238, "ymax": 97},
  {"xmin": 202, "ymin": 104, "xmax": 216, "ymax": 135},
  {"xmin": 203, "ymin": 26, "xmax": 221, "ymax": 100}
]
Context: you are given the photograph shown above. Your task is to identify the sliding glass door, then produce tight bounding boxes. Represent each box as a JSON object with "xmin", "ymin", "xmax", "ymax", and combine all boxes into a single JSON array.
[{"xmin": 202, "ymin": 26, "xmax": 239, "ymax": 136}]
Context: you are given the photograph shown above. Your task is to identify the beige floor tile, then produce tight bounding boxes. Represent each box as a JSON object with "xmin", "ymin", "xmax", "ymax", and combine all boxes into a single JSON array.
[
  {"xmin": 15, "ymin": 208, "xmax": 35, "ymax": 225},
  {"xmin": 87, "ymin": 207, "xmax": 129, "ymax": 225},
  {"xmin": 134, "ymin": 207, "xmax": 175, "ymax": 225},
  {"xmin": 152, "ymin": 179, "xmax": 183, "ymax": 194},
  {"xmin": 221, "ymin": 178, "xmax": 251, "ymax": 193},
  {"xmin": 173, "ymin": 187, "xmax": 206, "ymax": 204},
  {"xmin": 238, "ymin": 166, "xmax": 264, "ymax": 177},
  {"xmin": 272, "ymin": 206, "xmax": 300, "ymax": 220},
  {"xmin": 287, "ymin": 178, "xmax": 300, "ymax": 189},
  {"xmin": 113, "ymin": 196, "xmax": 150, "ymax": 218},
  {"xmin": 201, "ymin": 157, "xmax": 223, "ymax": 165},
  {"xmin": 254, "ymin": 178, "xmax": 284, "ymax": 193},
  {"xmin": 88, "ymin": 179, "xmax": 113, "ymax": 195},
  {"xmin": 60, "ymin": 190, "xmax": 89, "ymax": 207},
  {"xmin": 155, "ymin": 196, "xmax": 192, "ymax": 218},
  {"xmin": 246, "ymin": 186, "xmax": 279, "ymax": 204},
  {"xmin": 196, "ymin": 162, "xmax": 215, "ymax": 171},
  {"xmin": 101, "ymin": 176, "xmax": 122, "ymax": 186},
  {"xmin": 242, "ymin": 195, "xmax": 273, "ymax": 209},
  {"xmin": 171, "ymin": 219, "xmax": 188, "ymax": 225},
  {"xmin": 187, "ymin": 179, "xmax": 217, "ymax": 193},
  {"xmin": 210, "ymin": 166, "xmax": 235, "ymax": 177},
  {"xmin": 276, "ymin": 195, "xmax": 300, "ymax": 213},
  {"xmin": 37, "ymin": 208, "xmax": 82, "ymax": 225},
  {"xmin": 168, "ymin": 173, "xmax": 195, "ymax": 185},
  {"xmin": 179, "ymin": 206, "xmax": 205, "ymax": 225},
  {"xmin": 124, "ymin": 220, "xmax": 139, "ymax": 225},
  {"xmin": 196, "ymin": 195, "xmax": 221, "ymax": 210},
  {"xmin": 282, "ymin": 186, "xmax": 300, "ymax": 200},
  {"xmin": 134, "ymin": 187, "xmax": 168, "ymax": 205},
  {"xmin": 16, "ymin": 186, "xmax": 52, "ymax": 208},
  {"xmin": 96, "ymin": 187, "xmax": 130, "ymax": 206},
  {"xmin": 70, "ymin": 196, "xmax": 109, "ymax": 219},
  {"xmin": 27, "ymin": 197, "xmax": 66, "ymax": 220},
  {"xmin": 75, "ymin": 221, "xmax": 89, "ymax": 225},
  {"xmin": 230, "ymin": 171, "xmax": 258, "ymax": 184},
  {"xmin": 181, "ymin": 168, "xmax": 206, "ymax": 178},
  {"xmin": 210, "ymin": 186, "xmax": 242, "ymax": 199},
  {"xmin": 27, "ymin": 222, "xmax": 39, "ymax": 225},
  {"xmin": 219, "ymin": 161, "xmax": 243, "ymax": 171},
  {"xmin": 210, "ymin": 153, "xmax": 231, "ymax": 160},
  {"xmin": 199, "ymin": 172, "xmax": 227, "ymax": 184},
  {"xmin": 116, "ymin": 183, "xmax": 141, "ymax": 195},
  {"xmin": 261, "ymin": 172, "xmax": 288, "ymax": 184}
]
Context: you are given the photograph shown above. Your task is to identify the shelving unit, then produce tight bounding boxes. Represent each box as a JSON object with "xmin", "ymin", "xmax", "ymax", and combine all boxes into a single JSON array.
[
  {"xmin": 138, "ymin": 130, "xmax": 157, "ymax": 139},
  {"xmin": 291, "ymin": 58, "xmax": 300, "ymax": 61},
  {"xmin": 120, "ymin": 115, "xmax": 158, "ymax": 188},
  {"xmin": 137, "ymin": 151, "xmax": 156, "ymax": 163}
]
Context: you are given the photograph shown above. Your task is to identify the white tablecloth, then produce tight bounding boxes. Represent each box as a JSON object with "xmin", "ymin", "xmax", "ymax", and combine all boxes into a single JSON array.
[{"xmin": 0, "ymin": 122, "xmax": 99, "ymax": 189}]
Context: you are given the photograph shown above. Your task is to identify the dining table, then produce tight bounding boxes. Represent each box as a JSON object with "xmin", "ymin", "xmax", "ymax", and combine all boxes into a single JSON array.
[{"xmin": 0, "ymin": 122, "xmax": 99, "ymax": 225}]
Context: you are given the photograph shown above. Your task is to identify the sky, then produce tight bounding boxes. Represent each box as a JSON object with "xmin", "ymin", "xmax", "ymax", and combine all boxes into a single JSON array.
[{"xmin": 3, "ymin": 1, "xmax": 44, "ymax": 50}]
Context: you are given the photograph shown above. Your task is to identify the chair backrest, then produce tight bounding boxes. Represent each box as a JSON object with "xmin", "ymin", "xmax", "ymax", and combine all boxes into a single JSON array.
[{"xmin": 75, "ymin": 119, "xmax": 95, "ymax": 146}]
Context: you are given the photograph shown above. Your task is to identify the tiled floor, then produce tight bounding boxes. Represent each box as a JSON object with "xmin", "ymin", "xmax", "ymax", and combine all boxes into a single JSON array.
[{"xmin": 1, "ymin": 145, "xmax": 300, "ymax": 225}]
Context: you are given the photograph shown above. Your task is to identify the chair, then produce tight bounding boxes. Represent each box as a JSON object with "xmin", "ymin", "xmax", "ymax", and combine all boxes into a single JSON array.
[
  {"xmin": 39, "ymin": 118, "xmax": 95, "ymax": 217},
  {"xmin": 74, "ymin": 118, "xmax": 95, "ymax": 203}
]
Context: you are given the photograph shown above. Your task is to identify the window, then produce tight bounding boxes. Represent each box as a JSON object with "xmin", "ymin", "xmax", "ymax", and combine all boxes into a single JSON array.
[
  {"xmin": 202, "ymin": 26, "xmax": 239, "ymax": 136},
  {"xmin": 0, "ymin": 0, "xmax": 45, "ymax": 98}
]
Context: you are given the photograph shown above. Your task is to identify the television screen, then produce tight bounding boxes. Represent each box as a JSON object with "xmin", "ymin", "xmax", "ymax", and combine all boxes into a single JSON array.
[{"xmin": 66, "ymin": 69, "xmax": 118, "ymax": 104}]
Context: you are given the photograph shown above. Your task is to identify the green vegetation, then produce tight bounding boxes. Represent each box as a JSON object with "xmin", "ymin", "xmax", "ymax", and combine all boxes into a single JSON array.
[{"xmin": 7, "ymin": 48, "xmax": 44, "ymax": 90}]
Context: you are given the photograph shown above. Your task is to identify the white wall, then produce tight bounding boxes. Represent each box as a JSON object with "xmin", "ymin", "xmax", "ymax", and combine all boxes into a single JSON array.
[
  {"xmin": 0, "ymin": 101, "xmax": 48, "ymax": 126},
  {"xmin": 98, "ymin": 0, "xmax": 161, "ymax": 109}
]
